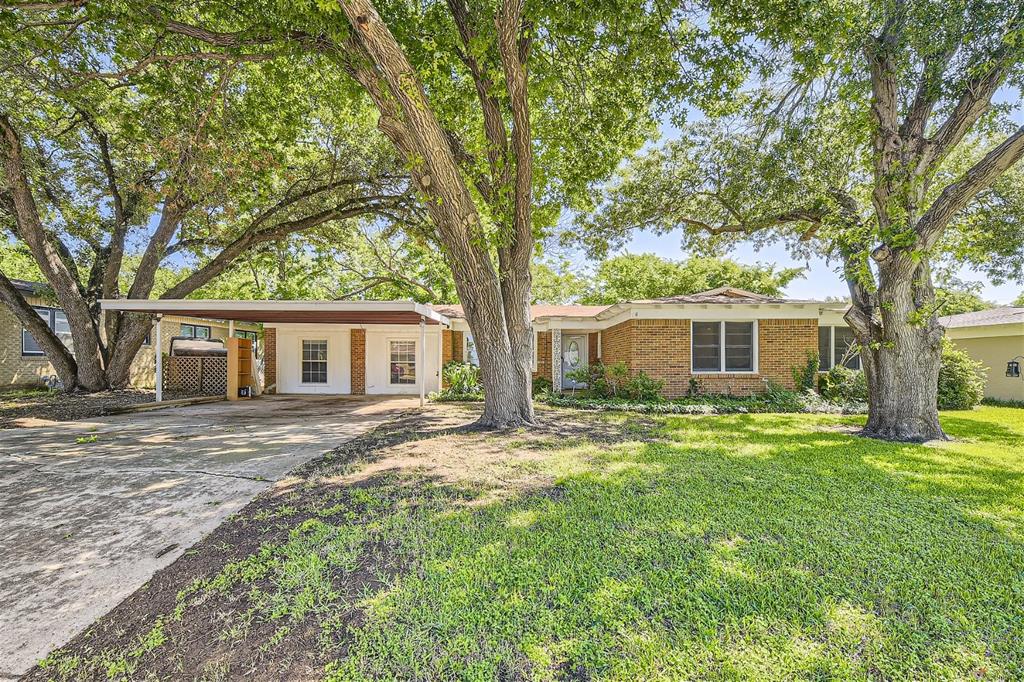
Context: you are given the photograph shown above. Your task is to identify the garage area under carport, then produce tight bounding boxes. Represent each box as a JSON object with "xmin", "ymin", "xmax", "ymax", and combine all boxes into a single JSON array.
[{"xmin": 0, "ymin": 395, "xmax": 416, "ymax": 678}]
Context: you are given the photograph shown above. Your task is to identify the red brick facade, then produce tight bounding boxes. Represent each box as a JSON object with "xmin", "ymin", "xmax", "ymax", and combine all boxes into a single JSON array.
[
  {"xmin": 599, "ymin": 317, "xmax": 818, "ymax": 397},
  {"xmin": 263, "ymin": 328, "xmax": 277, "ymax": 394},
  {"xmin": 350, "ymin": 329, "xmax": 366, "ymax": 395},
  {"xmin": 533, "ymin": 331, "xmax": 552, "ymax": 382}
]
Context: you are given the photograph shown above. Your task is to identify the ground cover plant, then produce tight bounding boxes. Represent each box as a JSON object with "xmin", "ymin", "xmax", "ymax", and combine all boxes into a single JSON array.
[{"xmin": 32, "ymin": 405, "xmax": 1024, "ymax": 680}]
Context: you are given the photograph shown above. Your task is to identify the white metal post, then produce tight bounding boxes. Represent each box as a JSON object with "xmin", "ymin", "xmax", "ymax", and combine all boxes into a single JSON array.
[
  {"xmin": 228, "ymin": 319, "xmax": 235, "ymax": 337},
  {"xmin": 419, "ymin": 317, "xmax": 426, "ymax": 407},
  {"xmin": 154, "ymin": 315, "xmax": 163, "ymax": 402}
]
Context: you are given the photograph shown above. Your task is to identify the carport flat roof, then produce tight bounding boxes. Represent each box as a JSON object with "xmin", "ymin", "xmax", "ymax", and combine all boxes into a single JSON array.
[{"xmin": 99, "ymin": 299, "xmax": 449, "ymax": 325}]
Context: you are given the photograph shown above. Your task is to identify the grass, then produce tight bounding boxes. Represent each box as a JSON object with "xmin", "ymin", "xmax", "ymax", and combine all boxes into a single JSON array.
[{"xmin": 37, "ymin": 406, "xmax": 1024, "ymax": 680}]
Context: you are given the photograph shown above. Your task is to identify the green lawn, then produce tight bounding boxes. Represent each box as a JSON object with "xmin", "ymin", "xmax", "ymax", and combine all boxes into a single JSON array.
[{"xmin": 39, "ymin": 406, "xmax": 1024, "ymax": 680}]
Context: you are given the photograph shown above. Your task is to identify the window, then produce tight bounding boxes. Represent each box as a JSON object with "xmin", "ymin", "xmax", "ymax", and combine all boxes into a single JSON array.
[
  {"xmin": 235, "ymin": 329, "xmax": 258, "ymax": 356},
  {"xmin": 390, "ymin": 340, "xmax": 416, "ymax": 385},
  {"xmin": 180, "ymin": 323, "xmax": 211, "ymax": 339},
  {"xmin": 301, "ymin": 340, "xmax": 328, "ymax": 383},
  {"xmin": 691, "ymin": 321, "xmax": 756, "ymax": 373},
  {"xmin": 22, "ymin": 307, "xmax": 74, "ymax": 356},
  {"xmin": 818, "ymin": 326, "xmax": 861, "ymax": 371},
  {"xmin": 463, "ymin": 333, "xmax": 479, "ymax": 366}
]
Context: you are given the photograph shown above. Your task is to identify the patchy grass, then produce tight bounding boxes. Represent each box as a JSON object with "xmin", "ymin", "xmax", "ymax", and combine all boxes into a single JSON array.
[{"xmin": 32, "ymin": 406, "xmax": 1024, "ymax": 680}]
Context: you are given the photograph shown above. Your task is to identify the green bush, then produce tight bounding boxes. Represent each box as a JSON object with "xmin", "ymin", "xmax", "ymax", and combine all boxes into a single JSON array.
[
  {"xmin": 531, "ymin": 376, "xmax": 552, "ymax": 396},
  {"xmin": 938, "ymin": 339, "xmax": 986, "ymax": 410},
  {"xmin": 622, "ymin": 371, "xmax": 663, "ymax": 401},
  {"xmin": 819, "ymin": 365, "xmax": 869, "ymax": 404},
  {"xmin": 431, "ymin": 362, "xmax": 483, "ymax": 401},
  {"xmin": 565, "ymin": 361, "xmax": 630, "ymax": 398},
  {"xmin": 791, "ymin": 350, "xmax": 820, "ymax": 392},
  {"xmin": 539, "ymin": 387, "xmax": 864, "ymax": 415}
]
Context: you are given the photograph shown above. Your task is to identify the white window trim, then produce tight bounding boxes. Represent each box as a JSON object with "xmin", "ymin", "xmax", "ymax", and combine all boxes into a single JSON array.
[
  {"xmin": 822, "ymin": 325, "xmax": 860, "ymax": 371},
  {"xmin": 388, "ymin": 337, "xmax": 418, "ymax": 387},
  {"xmin": 531, "ymin": 330, "xmax": 538, "ymax": 372},
  {"xmin": 299, "ymin": 338, "xmax": 329, "ymax": 385},
  {"xmin": 690, "ymin": 320, "xmax": 759, "ymax": 374}
]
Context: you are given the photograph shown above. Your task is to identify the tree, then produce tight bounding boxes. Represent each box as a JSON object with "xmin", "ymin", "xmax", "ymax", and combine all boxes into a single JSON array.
[
  {"xmin": 133, "ymin": 0, "xmax": 718, "ymax": 426},
  {"xmin": 585, "ymin": 0, "xmax": 1024, "ymax": 441},
  {"xmin": 579, "ymin": 254, "xmax": 803, "ymax": 304},
  {"xmin": 934, "ymin": 285, "xmax": 991, "ymax": 316},
  {"xmin": 1014, "ymin": 292, "xmax": 1024, "ymax": 307},
  {"xmin": 0, "ymin": 7, "xmax": 416, "ymax": 392}
]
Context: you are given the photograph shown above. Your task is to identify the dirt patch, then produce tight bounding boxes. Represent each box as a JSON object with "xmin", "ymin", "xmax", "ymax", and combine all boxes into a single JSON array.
[
  {"xmin": 24, "ymin": 404, "xmax": 661, "ymax": 680},
  {"xmin": 0, "ymin": 388, "xmax": 194, "ymax": 429}
]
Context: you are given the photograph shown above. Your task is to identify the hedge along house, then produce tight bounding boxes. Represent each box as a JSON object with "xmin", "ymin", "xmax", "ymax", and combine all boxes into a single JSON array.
[
  {"xmin": 1, "ymin": 279, "xmax": 259, "ymax": 389},
  {"xmin": 438, "ymin": 288, "xmax": 856, "ymax": 398},
  {"xmin": 100, "ymin": 299, "xmax": 449, "ymax": 404}
]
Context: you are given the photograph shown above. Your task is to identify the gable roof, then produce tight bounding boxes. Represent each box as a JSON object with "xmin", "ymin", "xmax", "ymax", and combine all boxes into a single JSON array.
[
  {"xmin": 628, "ymin": 286, "xmax": 812, "ymax": 305},
  {"xmin": 940, "ymin": 307, "xmax": 1024, "ymax": 329},
  {"xmin": 9, "ymin": 279, "xmax": 47, "ymax": 295},
  {"xmin": 429, "ymin": 304, "xmax": 610, "ymax": 320}
]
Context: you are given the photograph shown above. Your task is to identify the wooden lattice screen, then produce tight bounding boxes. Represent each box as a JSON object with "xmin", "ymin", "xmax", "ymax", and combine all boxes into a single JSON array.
[{"xmin": 164, "ymin": 356, "xmax": 228, "ymax": 395}]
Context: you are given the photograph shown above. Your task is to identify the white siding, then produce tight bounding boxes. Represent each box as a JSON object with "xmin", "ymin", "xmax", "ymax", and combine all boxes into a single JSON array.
[
  {"xmin": 274, "ymin": 325, "xmax": 351, "ymax": 394},
  {"xmin": 365, "ymin": 328, "xmax": 441, "ymax": 395}
]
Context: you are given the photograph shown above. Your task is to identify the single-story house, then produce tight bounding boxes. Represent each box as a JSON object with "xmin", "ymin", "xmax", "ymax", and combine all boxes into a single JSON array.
[
  {"xmin": 0, "ymin": 279, "xmax": 259, "ymax": 389},
  {"xmin": 100, "ymin": 287, "xmax": 857, "ymax": 401},
  {"xmin": 940, "ymin": 307, "xmax": 1024, "ymax": 401}
]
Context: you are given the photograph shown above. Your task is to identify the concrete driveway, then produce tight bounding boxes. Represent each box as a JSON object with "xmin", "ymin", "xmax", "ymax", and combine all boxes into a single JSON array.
[{"xmin": 0, "ymin": 395, "xmax": 417, "ymax": 679}]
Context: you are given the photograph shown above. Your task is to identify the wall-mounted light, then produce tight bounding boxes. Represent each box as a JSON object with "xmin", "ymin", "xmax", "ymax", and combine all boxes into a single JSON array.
[{"xmin": 1007, "ymin": 356, "xmax": 1023, "ymax": 378}]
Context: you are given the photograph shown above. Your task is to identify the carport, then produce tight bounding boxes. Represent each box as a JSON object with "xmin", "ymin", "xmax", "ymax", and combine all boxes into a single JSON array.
[{"xmin": 101, "ymin": 300, "xmax": 451, "ymax": 406}]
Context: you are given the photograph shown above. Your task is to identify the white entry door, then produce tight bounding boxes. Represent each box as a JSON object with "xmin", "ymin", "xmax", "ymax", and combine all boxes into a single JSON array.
[{"xmin": 561, "ymin": 334, "xmax": 588, "ymax": 389}]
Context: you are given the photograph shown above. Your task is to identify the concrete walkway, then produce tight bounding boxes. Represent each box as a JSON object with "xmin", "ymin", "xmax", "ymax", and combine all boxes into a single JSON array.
[{"xmin": 0, "ymin": 395, "xmax": 417, "ymax": 678}]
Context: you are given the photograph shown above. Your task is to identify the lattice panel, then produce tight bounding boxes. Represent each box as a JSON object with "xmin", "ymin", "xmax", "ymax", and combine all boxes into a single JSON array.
[{"xmin": 164, "ymin": 356, "xmax": 228, "ymax": 395}]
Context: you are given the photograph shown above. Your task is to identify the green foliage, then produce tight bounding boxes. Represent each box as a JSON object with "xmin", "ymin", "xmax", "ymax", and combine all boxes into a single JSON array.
[
  {"xmin": 791, "ymin": 350, "xmax": 820, "ymax": 392},
  {"xmin": 938, "ymin": 340, "xmax": 987, "ymax": 410},
  {"xmin": 579, "ymin": 254, "xmax": 804, "ymax": 304},
  {"xmin": 819, "ymin": 365, "xmax": 870, "ymax": 405},
  {"xmin": 621, "ymin": 371, "xmax": 664, "ymax": 402},
  {"xmin": 432, "ymin": 362, "xmax": 483, "ymax": 402},
  {"xmin": 541, "ymin": 386, "xmax": 857, "ymax": 415},
  {"xmin": 531, "ymin": 376, "xmax": 552, "ymax": 397},
  {"xmin": 567, "ymin": 361, "xmax": 630, "ymax": 399},
  {"xmin": 1014, "ymin": 292, "xmax": 1024, "ymax": 307},
  {"xmin": 934, "ymin": 286, "xmax": 991, "ymax": 316}
]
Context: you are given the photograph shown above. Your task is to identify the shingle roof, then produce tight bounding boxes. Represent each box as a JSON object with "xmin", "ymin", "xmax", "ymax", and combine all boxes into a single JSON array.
[
  {"xmin": 940, "ymin": 306, "xmax": 1024, "ymax": 329},
  {"xmin": 9, "ymin": 279, "xmax": 46, "ymax": 294},
  {"xmin": 429, "ymin": 304, "xmax": 610, "ymax": 320}
]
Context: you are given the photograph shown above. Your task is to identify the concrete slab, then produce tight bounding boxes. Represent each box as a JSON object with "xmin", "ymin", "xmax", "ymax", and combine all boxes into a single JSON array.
[{"xmin": 0, "ymin": 395, "xmax": 417, "ymax": 679}]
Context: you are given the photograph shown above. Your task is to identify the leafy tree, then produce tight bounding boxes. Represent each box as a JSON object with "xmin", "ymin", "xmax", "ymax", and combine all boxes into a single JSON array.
[
  {"xmin": 584, "ymin": 0, "xmax": 1024, "ymax": 441},
  {"xmin": 531, "ymin": 258, "xmax": 588, "ymax": 305},
  {"xmin": 129, "ymin": 0, "xmax": 730, "ymax": 426},
  {"xmin": 1, "ymin": 8, "xmax": 415, "ymax": 391},
  {"xmin": 1014, "ymin": 292, "xmax": 1024, "ymax": 307},
  {"xmin": 934, "ymin": 285, "xmax": 991, "ymax": 316},
  {"xmin": 579, "ymin": 254, "xmax": 803, "ymax": 304}
]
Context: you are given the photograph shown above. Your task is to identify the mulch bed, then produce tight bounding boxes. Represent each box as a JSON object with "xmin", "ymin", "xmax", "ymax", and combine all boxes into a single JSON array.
[{"xmin": 0, "ymin": 388, "xmax": 194, "ymax": 429}]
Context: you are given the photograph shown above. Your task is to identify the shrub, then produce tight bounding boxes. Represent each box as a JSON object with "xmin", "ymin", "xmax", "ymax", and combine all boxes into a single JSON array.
[
  {"xmin": 565, "ymin": 361, "xmax": 631, "ymax": 398},
  {"xmin": 937, "ymin": 339, "xmax": 986, "ymax": 410},
  {"xmin": 819, "ymin": 365, "xmax": 868, "ymax": 404},
  {"xmin": 432, "ymin": 362, "xmax": 483, "ymax": 401},
  {"xmin": 622, "ymin": 371, "xmax": 663, "ymax": 401},
  {"xmin": 531, "ymin": 376, "xmax": 552, "ymax": 396},
  {"xmin": 791, "ymin": 350, "xmax": 820, "ymax": 392}
]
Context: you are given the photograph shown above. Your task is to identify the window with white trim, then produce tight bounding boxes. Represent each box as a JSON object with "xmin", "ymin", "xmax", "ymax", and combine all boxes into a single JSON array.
[
  {"xmin": 691, "ymin": 321, "xmax": 756, "ymax": 373},
  {"xmin": 22, "ymin": 306, "xmax": 74, "ymax": 356},
  {"xmin": 301, "ymin": 339, "xmax": 328, "ymax": 383},
  {"xmin": 390, "ymin": 340, "xmax": 417, "ymax": 385},
  {"xmin": 818, "ymin": 326, "xmax": 861, "ymax": 370},
  {"xmin": 463, "ymin": 333, "xmax": 479, "ymax": 366}
]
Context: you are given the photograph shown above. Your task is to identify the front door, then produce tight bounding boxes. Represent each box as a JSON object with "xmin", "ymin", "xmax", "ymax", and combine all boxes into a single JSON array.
[{"xmin": 561, "ymin": 334, "xmax": 588, "ymax": 389}]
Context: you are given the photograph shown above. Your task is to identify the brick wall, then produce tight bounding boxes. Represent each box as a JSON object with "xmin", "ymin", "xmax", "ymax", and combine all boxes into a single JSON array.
[
  {"xmin": 350, "ymin": 329, "xmax": 366, "ymax": 395},
  {"xmin": 263, "ymin": 328, "xmax": 277, "ymax": 393},
  {"xmin": 587, "ymin": 317, "xmax": 818, "ymax": 398},
  {"xmin": 588, "ymin": 332, "xmax": 600, "ymax": 364},
  {"xmin": 533, "ymin": 331, "xmax": 552, "ymax": 381}
]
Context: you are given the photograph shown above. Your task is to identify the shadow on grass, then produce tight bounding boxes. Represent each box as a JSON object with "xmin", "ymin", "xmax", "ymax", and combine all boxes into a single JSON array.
[{"xmin": 30, "ymin": 407, "xmax": 1024, "ymax": 681}]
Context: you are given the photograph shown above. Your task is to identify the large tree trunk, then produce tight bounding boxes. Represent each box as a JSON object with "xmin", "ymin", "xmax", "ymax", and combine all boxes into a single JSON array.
[
  {"xmin": 846, "ymin": 257, "xmax": 947, "ymax": 442},
  {"xmin": 0, "ymin": 271, "xmax": 81, "ymax": 390}
]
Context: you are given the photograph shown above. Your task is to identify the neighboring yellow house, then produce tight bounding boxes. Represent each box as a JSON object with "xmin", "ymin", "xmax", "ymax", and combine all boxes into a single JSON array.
[
  {"xmin": 941, "ymin": 307, "xmax": 1024, "ymax": 402},
  {"xmin": 0, "ymin": 279, "xmax": 260, "ymax": 389}
]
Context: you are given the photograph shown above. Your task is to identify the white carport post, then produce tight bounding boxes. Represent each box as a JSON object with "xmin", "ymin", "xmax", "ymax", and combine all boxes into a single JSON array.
[
  {"xmin": 154, "ymin": 314, "xmax": 163, "ymax": 402},
  {"xmin": 418, "ymin": 316, "xmax": 426, "ymax": 407}
]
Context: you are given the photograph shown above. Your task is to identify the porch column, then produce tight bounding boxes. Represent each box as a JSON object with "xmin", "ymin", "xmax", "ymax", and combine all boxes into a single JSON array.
[
  {"xmin": 154, "ymin": 314, "xmax": 163, "ymax": 402},
  {"xmin": 419, "ymin": 317, "xmax": 426, "ymax": 407},
  {"xmin": 551, "ymin": 328, "xmax": 562, "ymax": 393}
]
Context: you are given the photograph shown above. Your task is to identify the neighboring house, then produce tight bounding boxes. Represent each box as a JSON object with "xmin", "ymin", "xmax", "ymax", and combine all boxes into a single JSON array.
[
  {"xmin": 0, "ymin": 279, "xmax": 259, "ymax": 389},
  {"xmin": 940, "ymin": 307, "xmax": 1024, "ymax": 401},
  {"xmin": 100, "ymin": 288, "xmax": 857, "ymax": 399}
]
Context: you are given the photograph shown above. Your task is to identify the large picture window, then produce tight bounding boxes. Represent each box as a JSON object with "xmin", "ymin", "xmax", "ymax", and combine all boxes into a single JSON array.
[
  {"xmin": 22, "ymin": 307, "xmax": 74, "ymax": 356},
  {"xmin": 390, "ymin": 340, "xmax": 417, "ymax": 385},
  {"xmin": 691, "ymin": 321, "xmax": 756, "ymax": 373},
  {"xmin": 818, "ymin": 326, "xmax": 861, "ymax": 370},
  {"xmin": 301, "ymin": 340, "xmax": 328, "ymax": 384}
]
